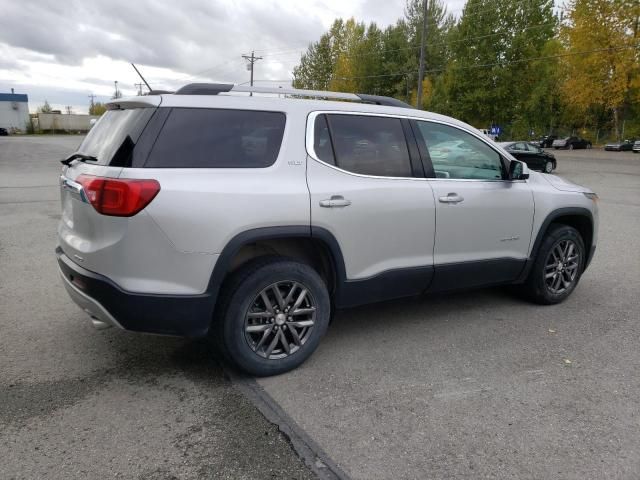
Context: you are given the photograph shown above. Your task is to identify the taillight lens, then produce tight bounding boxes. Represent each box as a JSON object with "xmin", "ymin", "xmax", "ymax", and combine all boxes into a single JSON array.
[{"xmin": 75, "ymin": 175, "xmax": 160, "ymax": 217}]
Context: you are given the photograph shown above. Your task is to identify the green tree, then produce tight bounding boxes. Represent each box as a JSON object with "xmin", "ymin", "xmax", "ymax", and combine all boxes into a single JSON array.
[
  {"xmin": 37, "ymin": 100, "xmax": 52, "ymax": 113},
  {"xmin": 442, "ymin": 0, "xmax": 556, "ymax": 131},
  {"xmin": 89, "ymin": 102, "xmax": 107, "ymax": 116}
]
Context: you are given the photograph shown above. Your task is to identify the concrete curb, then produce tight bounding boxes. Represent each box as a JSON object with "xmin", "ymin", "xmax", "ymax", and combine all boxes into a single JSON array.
[{"xmin": 225, "ymin": 368, "xmax": 351, "ymax": 480}]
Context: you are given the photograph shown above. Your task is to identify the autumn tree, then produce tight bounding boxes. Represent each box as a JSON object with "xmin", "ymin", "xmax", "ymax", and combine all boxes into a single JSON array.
[{"xmin": 560, "ymin": 0, "xmax": 640, "ymax": 140}]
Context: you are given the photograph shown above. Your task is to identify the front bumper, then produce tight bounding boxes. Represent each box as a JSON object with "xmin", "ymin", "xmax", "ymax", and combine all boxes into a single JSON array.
[{"xmin": 57, "ymin": 247, "xmax": 214, "ymax": 337}]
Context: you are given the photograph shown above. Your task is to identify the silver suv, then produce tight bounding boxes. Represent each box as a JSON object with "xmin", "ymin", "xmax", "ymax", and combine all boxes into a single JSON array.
[{"xmin": 57, "ymin": 84, "xmax": 598, "ymax": 376}]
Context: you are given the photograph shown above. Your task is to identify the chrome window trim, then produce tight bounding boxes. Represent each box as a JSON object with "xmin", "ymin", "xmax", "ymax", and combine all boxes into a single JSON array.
[{"xmin": 305, "ymin": 110, "xmax": 522, "ymax": 183}]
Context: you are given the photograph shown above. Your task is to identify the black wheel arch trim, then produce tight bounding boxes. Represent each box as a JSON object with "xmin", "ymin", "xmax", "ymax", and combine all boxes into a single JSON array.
[
  {"xmin": 516, "ymin": 207, "xmax": 595, "ymax": 283},
  {"xmin": 205, "ymin": 225, "xmax": 349, "ymax": 317}
]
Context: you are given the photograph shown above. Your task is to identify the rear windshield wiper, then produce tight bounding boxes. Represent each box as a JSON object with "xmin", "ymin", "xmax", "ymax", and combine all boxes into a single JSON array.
[{"xmin": 60, "ymin": 153, "xmax": 98, "ymax": 166}]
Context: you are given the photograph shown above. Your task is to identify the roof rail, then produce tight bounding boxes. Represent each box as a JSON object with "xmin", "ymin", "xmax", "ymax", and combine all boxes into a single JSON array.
[{"xmin": 173, "ymin": 83, "xmax": 413, "ymax": 109}]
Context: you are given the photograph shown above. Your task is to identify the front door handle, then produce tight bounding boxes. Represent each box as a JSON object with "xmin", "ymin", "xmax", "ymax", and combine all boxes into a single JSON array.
[
  {"xmin": 320, "ymin": 195, "xmax": 352, "ymax": 208},
  {"xmin": 439, "ymin": 193, "xmax": 464, "ymax": 204}
]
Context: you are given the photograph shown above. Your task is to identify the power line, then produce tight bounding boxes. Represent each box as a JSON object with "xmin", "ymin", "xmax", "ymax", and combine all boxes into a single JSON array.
[
  {"xmin": 330, "ymin": 43, "xmax": 639, "ymax": 81},
  {"xmin": 257, "ymin": 18, "xmax": 562, "ymax": 65}
]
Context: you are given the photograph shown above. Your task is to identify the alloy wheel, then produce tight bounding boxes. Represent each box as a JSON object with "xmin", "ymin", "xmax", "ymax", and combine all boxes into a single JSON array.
[
  {"xmin": 544, "ymin": 239, "xmax": 580, "ymax": 295},
  {"xmin": 244, "ymin": 281, "xmax": 316, "ymax": 360}
]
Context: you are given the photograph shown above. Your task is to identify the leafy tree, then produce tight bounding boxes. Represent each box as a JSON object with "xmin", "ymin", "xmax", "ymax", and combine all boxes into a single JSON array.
[
  {"xmin": 37, "ymin": 100, "xmax": 52, "ymax": 113},
  {"xmin": 444, "ymin": 0, "xmax": 556, "ymax": 130},
  {"xmin": 560, "ymin": 0, "xmax": 640, "ymax": 140},
  {"xmin": 89, "ymin": 102, "xmax": 107, "ymax": 116}
]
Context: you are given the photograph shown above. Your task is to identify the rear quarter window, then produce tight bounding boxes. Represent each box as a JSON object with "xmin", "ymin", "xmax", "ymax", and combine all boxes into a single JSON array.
[
  {"xmin": 77, "ymin": 108, "xmax": 154, "ymax": 166},
  {"xmin": 144, "ymin": 108, "xmax": 286, "ymax": 168}
]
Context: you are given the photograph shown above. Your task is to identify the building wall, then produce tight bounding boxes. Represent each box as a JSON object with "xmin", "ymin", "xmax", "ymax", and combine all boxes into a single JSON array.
[
  {"xmin": 0, "ymin": 101, "xmax": 29, "ymax": 131},
  {"xmin": 37, "ymin": 113, "xmax": 100, "ymax": 132}
]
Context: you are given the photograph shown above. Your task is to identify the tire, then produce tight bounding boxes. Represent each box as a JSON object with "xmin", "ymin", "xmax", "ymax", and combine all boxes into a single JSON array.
[
  {"xmin": 521, "ymin": 224, "xmax": 585, "ymax": 305},
  {"xmin": 544, "ymin": 161, "xmax": 553, "ymax": 173},
  {"xmin": 214, "ymin": 257, "xmax": 330, "ymax": 376}
]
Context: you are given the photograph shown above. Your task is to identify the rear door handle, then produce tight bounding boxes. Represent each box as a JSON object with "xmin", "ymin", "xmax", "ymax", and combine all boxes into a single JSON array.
[
  {"xmin": 439, "ymin": 193, "xmax": 464, "ymax": 204},
  {"xmin": 320, "ymin": 195, "xmax": 352, "ymax": 208}
]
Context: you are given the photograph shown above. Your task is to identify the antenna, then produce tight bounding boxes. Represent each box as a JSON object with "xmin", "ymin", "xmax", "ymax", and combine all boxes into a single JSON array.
[{"xmin": 131, "ymin": 63, "xmax": 152, "ymax": 92}]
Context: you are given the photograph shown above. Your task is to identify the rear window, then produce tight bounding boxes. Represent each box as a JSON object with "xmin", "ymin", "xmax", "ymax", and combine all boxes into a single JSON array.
[
  {"xmin": 144, "ymin": 108, "xmax": 286, "ymax": 168},
  {"xmin": 77, "ymin": 108, "xmax": 154, "ymax": 166}
]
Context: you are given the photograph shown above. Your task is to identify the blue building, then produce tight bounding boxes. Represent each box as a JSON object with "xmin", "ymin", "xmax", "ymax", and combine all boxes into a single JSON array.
[{"xmin": 0, "ymin": 89, "xmax": 30, "ymax": 131}]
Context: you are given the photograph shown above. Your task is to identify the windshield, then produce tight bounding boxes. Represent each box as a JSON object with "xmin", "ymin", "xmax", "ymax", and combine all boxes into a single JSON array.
[{"xmin": 76, "ymin": 108, "xmax": 154, "ymax": 166}]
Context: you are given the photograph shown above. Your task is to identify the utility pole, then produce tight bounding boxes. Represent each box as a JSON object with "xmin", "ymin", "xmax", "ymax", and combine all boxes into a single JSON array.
[
  {"xmin": 88, "ymin": 93, "xmax": 96, "ymax": 114},
  {"xmin": 242, "ymin": 51, "xmax": 263, "ymax": 95},
  {"xmin": 134, "ymin": 83, "xmax": 145, "ymax": 96},
  {"xmin": 65, "ymin": 106, "xmax": 73, "ymax": 115},
  {"xmin": 113, "ymin": 80, "xmax": 121, "ymax": 99},
  {"xmin": 416, "ymin": 0, "xmax": 428, "ymax": 109}
]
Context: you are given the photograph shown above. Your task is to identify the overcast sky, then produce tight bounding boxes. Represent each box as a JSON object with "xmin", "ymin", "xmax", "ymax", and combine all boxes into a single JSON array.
[{"xmin": 0, "ymin": 0, "xmax": 467, "ymax": 113}]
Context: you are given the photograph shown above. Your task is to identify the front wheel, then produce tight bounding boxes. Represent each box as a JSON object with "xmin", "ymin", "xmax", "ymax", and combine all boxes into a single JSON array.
[
  {"xmin": 521, "ymin": 224, "xmax": 585, "ymax": 305},
  {"xmin": 215, "ymin": 257, "xmax": 331, "ymax": 376}
]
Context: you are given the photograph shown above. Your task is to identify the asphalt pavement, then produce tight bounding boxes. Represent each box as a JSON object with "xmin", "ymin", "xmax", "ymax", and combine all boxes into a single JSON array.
[
  {"xmin": 0, "ymin": 136, "xmax": 315, "ymax": 480},
  {"xmin": 1, "ymin": 137, "xmax": 639, "ymax": 480},
  {"xmin": 258, "ymin": 148, "xmax": 640, "ymax": 479}
]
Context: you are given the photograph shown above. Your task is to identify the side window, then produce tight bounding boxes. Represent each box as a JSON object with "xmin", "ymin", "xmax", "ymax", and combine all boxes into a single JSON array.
[
  {"xmin": 145, "ymin": 108, "xmax": 285, "ymax": 168},
  {"xmin": 414, "ymin": 121, "xmax": 504, "ymax": 180},
  {"xmin": 313, "ymin": 114, "xmax": 335, "ymax": 165},
  {"xmin": 324, "ymin": 114, "xmax": 412, "ymax": 177}
]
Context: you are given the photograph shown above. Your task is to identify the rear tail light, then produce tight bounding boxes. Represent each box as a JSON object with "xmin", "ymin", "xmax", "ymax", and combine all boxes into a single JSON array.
[{"xmin": 75, "ymin": 174, "xmax": 160, "ymax": 217}]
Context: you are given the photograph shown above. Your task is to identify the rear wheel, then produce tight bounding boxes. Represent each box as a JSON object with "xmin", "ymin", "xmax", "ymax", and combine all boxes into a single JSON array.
[
  {"xmin": 521, "ymin": 224, "xmax": 585, "ymax": 305},
  {"xmin": 544, "ymin": 161, "xmax": 553, "ymax": 173},
  {"xmin": 214, "ymin": 257, "xmax": 330, "ymax": 376}
]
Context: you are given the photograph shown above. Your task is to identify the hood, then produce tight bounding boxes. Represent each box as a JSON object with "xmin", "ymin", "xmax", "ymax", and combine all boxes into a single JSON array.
[{"xmin": 542, "ymin": 173, "xmax": 591, "ymax": 193}]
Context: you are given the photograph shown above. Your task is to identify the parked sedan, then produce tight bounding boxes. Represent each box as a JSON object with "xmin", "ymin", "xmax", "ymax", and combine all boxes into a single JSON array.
[
  {"xmin": 552, "ymin": 136, "xmax": 592, "ymax": 150},
  {"xmin": 0, "ymin": 127, "xmax": 8, "ymax": 136},
  {"xmin": 605, "ymin": 139, "xmax": 635, "ymax": 151},
  {"xmin": 633, "ymin": 141, "xmax": 640, "ymax": 153},
  {"xmin": 532, "ymin": 135, "xmax": 558, "ymax": 148},
  {"xmin": 499, "ymin": 142, "xmax": 556, "ymax": 173}
]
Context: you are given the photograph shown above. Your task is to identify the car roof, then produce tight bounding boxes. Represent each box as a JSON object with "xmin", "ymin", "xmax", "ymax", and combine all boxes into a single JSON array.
[{"xmin": 106, "ymin": 85, "xmax": 486, "ymax": 139}]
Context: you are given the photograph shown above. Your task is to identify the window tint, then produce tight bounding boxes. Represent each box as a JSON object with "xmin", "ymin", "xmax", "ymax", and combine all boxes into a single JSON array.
[
  {"xmin": 415, "ymin": 121, "xmax": 504, "ymax": 180},
  {"xmin": 314, "ymin": 114, "xmax": 335, "ymax": 165},
  {"xmin": 77, "ymin": 108, "xmax": 154, "ymax": 166},
  {"xmin": 325, "ymin": 114, "xmax": 412, "ymax": 177},
  {"xmin": 145, "ymin": 108, "xmax": 286, "ymax": 168}
]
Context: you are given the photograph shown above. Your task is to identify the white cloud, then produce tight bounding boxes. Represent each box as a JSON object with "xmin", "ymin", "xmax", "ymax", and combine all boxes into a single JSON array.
[{"xmin": 0, "ymin": 0, "xmax": 468, "ymax": 113}]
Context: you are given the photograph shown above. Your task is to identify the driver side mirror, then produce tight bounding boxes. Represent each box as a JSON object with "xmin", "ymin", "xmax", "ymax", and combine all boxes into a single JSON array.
[{"xmin": 508, "ymin": 160, "xmax": 529, "ymax": 180}]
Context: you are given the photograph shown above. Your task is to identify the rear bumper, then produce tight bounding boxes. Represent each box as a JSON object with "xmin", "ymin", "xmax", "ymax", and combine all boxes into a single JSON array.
[{"xmin": 57, "ymin": 247, "xmax": 213, "ymax": 337}]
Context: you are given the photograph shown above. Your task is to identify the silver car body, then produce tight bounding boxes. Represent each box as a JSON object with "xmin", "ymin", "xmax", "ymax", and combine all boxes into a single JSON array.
[{"xmin": 57, "ymin": 88, "xmax": 598, "ymax": 335}]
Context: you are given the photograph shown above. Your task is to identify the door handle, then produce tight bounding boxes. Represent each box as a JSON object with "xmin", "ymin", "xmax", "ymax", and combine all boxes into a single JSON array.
[
  {"xmin": 319, "ymin": 195, "xmax": 352, "ymax": 208},
  {"xmin": 439, "ymin": 193, "xmax": 464, "ymax": 204}
]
